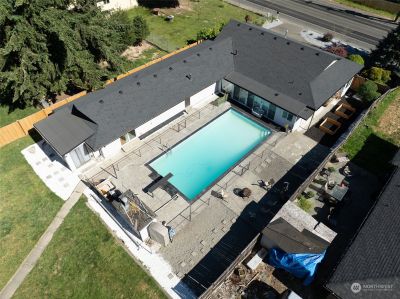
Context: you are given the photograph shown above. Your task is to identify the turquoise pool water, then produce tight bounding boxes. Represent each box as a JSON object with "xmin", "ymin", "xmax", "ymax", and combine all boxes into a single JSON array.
[{"xmin": 149, "ymin": 109, "xmax": 271, "ymax": 200}]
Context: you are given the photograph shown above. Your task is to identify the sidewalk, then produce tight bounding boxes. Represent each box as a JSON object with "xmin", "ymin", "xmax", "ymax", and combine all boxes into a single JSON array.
[{"xmin": 0, "ymin": 182, "xmax": 86, "ymax": 299}]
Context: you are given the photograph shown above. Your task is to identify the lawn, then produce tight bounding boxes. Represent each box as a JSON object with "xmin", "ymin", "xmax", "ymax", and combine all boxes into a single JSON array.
[
  {"xmin": 333, "ymin": 0, "xmax": 396, "ymax": 19},
  {"xmin": 341, "ymin": 88, "xmax": 400, "ymax": 178},
  {"xmin": 0, "ymin": 105, "xmax": 39, "ymax": 127},
  {"xmin": 127, "ymin": 0, "xmax": 266, "ymax": 52},
  {"xmin": 13, "ymin": 197, "xmax": 167, "ymax": 299},
  {"xmin": 0, "ymin": 136, "xmax": 63, "ymax": 289}
]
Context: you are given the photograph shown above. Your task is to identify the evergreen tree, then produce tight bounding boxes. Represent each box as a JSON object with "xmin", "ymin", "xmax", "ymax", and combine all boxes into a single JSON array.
[
  {"xmin": 0, "ymin": 0, "xmax": 135, "ymax": 108},
  {"xmin": 368, "ymin": 24, "xmax": 400, "ymax": 74}
]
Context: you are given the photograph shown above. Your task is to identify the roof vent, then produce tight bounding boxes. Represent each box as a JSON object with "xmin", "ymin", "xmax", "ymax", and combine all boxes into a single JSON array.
[
  {"xmin": 249, "ymin": 28, "xmax": 252, "ymax": 31},
  {"xmin": 261, "ymin": 32, "xmax": 264, "ymax": 35},
  {"xmin": 197, "ymin": 53, "xmax": 201, "ymax": 56},
  {"xmin": 186, "ymin": 74, "xmax": 192, "ymax": 80},
  {"xmin": 99, "ymin": 99, "xmax": 104, "ymax": 104},
  {"xmin": 183, "ymin": 59, "xmax": 187, "ymax": 63},
  {"xmin": 315, "ymin": 52, "xmax": 320, "ymax": 56},
  {"xmin": 273, "ymin": 37, "xmax": 277, "ymax": 40},
  {"xmin": 137, "ymin": 82, "xmax": 140, "ymax": 86},
  {"xmin": 300, "ymin": 47, "xmax": 304, "ymax": 50},
  {"xmin": 288, "ymin": 80, "xmax": 294, "ymax": 84},
  {"xmin": 169, "ymin": 66, "xmax": 173, "ymax": 70},
  {"xmin": 209, "ymin": 47, "xmax": 212, "ymax": 50},
  {"xmin": 153, "ymin": 74, "xmax": 157, "ymax": 78},
  {"xmin": 298, "ymin": 92, "xmax": 303, "ymax": 95},
  {"xmin": 118, "ymin": 90, "xmax": 123, "ymax": 94},
  {"xmin": 237, "ymin": 23, "xmax": 241, "ymax": 27},
  {"xmin": 231, "ymin": 49, "xmax": 238, "ymax": 55},
  {"xmin": 286, "ymin": 41, "xmax": 290, "ymax": 45},
  {"xmin": 274, "ymin": 93, "xmax": 279, "ymax": 96}
]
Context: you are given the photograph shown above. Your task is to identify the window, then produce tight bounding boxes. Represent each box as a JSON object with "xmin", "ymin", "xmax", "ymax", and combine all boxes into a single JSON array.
[
  {"xmin": 120, "ymin": 130, "xmax": 136, "ymax": 144},
  {"xmin": 282, "ymin": 110, "xmax": 294, "ymax": 122}
]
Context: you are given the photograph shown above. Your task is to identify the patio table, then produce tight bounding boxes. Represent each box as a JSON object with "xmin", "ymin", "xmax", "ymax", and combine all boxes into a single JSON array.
[
  {"xmin": 328, "ymin": 171, "xmax": 345, "ymax": 185},
  {"xmin": 326, "ymin": 184, "xmax": 349, "ymax": 202}
]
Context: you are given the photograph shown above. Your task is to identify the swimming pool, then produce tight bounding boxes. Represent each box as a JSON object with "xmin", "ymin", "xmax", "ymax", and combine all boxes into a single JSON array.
[{"xmin": 149, "ymin": 109, "xmax": 271, "ymax": 201}]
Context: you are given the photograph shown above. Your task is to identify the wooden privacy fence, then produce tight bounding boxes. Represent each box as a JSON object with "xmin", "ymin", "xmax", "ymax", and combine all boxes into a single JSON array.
[{"xmin": 0, "ymin": 42, "xmax": 201, "ymax": 148}]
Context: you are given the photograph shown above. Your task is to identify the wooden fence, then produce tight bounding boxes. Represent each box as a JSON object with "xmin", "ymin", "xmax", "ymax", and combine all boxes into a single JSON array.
[
  {"xmin": 351, "ymin": 0, "xmax": 400, "ymax": 15},
  {"xmin": 0, "ymin": 42, "xmax": 200, "ymax": 148},
  {"xmin": 199, "ymin": 233, "xmax": 261, "ymax": 299}
]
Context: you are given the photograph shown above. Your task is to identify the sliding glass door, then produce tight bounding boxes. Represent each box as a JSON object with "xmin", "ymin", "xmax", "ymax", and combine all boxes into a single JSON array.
[{"xmin": 69, "ymin": 143, "xmax": 91, "ymax": 169}]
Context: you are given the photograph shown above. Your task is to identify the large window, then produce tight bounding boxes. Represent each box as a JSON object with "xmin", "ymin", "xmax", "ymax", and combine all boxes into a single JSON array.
[
  {"xmin": 282, "ymin": 110, "xmax": 294, "ymax": 122},
  {"xmin": 69, "ymin": 143, "xmax": 91, "ymax": 169}
]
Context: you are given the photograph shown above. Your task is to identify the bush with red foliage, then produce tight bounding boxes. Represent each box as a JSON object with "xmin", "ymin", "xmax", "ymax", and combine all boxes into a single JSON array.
[{"xmin": 326, "ymin": 46, "xmax": 348, "ymax": 58}]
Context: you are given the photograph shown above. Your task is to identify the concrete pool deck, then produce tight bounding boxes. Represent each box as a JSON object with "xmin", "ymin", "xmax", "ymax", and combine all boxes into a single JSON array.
[{"xmin": 82, "ymin": 101, "xmax": 331, "ymax": 294}]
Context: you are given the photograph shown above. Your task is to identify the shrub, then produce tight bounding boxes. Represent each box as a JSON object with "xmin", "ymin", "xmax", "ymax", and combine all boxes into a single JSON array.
[
  {"xmin": 305, "ymin": 191, "xmax": 315, "ymax": 199},
  {"xmin": 358, "ymin": 80, "xmax": 381, "ymax": 102},
  {"xmin": 245, "ymin": 15, "xmax": 252, "ymax": 23},
  {"xmin": 328, "ymin": 166, "xmax": 336, "ymax": 173},
  {"xmin": 326, "ymin": 46, "xmax": 348, "ymax": 57},
  {"xmin": 195, "ymin": 22, "xmax": 225, "ymax": 41},
  {"xmin": 297, "ymin": 196, "xmax": 313, "ymax": 213},
  {"xmin": 131, "ymin": 16, "xmax": 150, "ymax": 46},
  {"xmin": 367, "ymin": 67, "xmax": 391, "ymax": 84},
  {"xmin": 348, "ymin": 54, "xmax": 364, "ymax": 65},
  {"xmin": 322, "ymin": 32, "xmax": 333, "ymax": 42}
]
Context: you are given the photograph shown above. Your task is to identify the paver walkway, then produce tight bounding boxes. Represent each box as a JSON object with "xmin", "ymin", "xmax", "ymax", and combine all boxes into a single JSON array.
[{"xmin": 0, "ymin": 182, "xmax": 86, "ymax": 299}]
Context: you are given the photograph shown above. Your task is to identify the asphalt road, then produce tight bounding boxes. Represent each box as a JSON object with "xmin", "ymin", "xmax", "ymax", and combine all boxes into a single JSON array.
[{"xmin": 245, "ymin": 0, "xmax": 397, "ymax": 46}]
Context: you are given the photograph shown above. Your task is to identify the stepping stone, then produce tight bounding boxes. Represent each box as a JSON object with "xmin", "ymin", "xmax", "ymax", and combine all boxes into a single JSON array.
[
  {"xmin": 189, "ymin": 259, "xmax": 194, "ymax": 265},
  {"xmin": 265, "ymin": 158, "xmax": 272, "ymax": 164},
  {"xmin": 176, "ymin": 271, "xmax": 184, "ymax": 278},
  {"xmin": 42, "ymin": 157, "xmax": 48, "ymax": 162},
  {"xmin": 221, "ymin": 219, "xmax": 227, "ymax": 225},
  {"xmin": 212, "ymin": 228, "xmax": 218, "ymax": 234},
  {"xmin": 200, "ymin": 248, "xmax": 205, "ymax": 253},
  {"xmin": 168, "ymin": 273, "xmax": 174, "ymax": 279},
  {"xmin": 47, "ymin": 164, "xmax": 53, "ymax": 168},
  {"xmin": 58, "ymin": 177, "xmax": 64, "ymax": 182},
  {"xmin": 261, "ymin": 162, "xmax": 267, "ymax": 168},
  {"xmin": 46, "ymin": 175, "xmax": 52, "ymax": 179},
  {"xmin": 180, "ymin": 262, "xmax": 186, "ymax": 268},
  {"xmin": 222, "ymin": 227, "xmax": 228, "ymax": 232},
  {"xmin": 231, "ymin": 218, "xmax": 236, "ymax": 223},
  {"xmin": 63, "ymin": 183, "xmax": 70, "ymax": 188},
  {"xmin": 53, "ymin": 171, "xmax": 59, "ymax": 175},
  {"xmin": 200, "ymin": 240, "xmax": 207, "ymax": 246},
  {"xmin": 191, "ymin": 251, "xmax": 198, "ymax": 257},
  {"xmin": 35, "ymin": 161, "xmax": 41, "ymax": 165}
]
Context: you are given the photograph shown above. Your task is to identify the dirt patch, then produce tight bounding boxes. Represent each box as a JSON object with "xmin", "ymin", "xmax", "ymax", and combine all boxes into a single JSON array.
[
  {"xmin": 377, "ymin": 95, "xmax": 400, "ymax": 145},
  {"xmin": 156, "ymin": 0, "xmax": 193, "ymax": 15},
  {"xmin": 121, "ymin": 41, "xmax": 153, "ymax": 61}
]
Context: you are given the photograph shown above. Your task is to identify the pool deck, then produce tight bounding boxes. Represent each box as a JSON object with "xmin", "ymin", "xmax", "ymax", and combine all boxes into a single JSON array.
[{"xmin": 82, "ymin": 101, "xmax": 331, "ymax": 294}]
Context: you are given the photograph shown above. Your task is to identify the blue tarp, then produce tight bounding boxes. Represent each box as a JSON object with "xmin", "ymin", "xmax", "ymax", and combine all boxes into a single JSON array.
[{"xmin": 268, "ymin": 248, "xmax": 326, "ymax": 285}]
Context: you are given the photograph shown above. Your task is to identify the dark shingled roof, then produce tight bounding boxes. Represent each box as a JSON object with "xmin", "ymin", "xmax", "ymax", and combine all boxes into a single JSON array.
[
  {"xmin": 325, "ymin": 168, "xmax": 400, "ymax": 299},
  {"xmin": 34, "ymin": 20, "xmax": 361, "ymax": 155},
  {"xmin": 262, "ymin": 218, "xmax": 330, "ymax": 254}
]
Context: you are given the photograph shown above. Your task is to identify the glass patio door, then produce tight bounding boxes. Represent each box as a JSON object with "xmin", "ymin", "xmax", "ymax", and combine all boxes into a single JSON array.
[{"xmin": 70, "ymin": 143, "xmax": 91, "ymax": 169}]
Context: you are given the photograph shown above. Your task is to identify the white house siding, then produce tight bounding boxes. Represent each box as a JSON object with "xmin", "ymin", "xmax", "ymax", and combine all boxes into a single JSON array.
[
  {"xmin": 135, "ymin": 101, "xmax": 186, "ymax": 137},
  {"xmin": 100, "ymin": 138, "xmax": 122, "ymax": 159},
  {"xmin": 189, "ymin": 83, "xmax": 217, "ymax": 108},
  {"xmin": 64, "ymin": 152, "xmax": 78, "ymax": 171},
  {"xmin": 340, "ymin": 78, "xmax": 354, "ymax": 97},
  {"xmin": 97, "ymin": 0, "xmax": 138, "ymax": 11}
]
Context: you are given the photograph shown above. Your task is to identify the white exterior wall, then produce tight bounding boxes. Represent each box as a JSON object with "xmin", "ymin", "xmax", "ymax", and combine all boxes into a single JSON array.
[
  {"xmin": 272, "ymin": 106, "xmax": 297, "ymax": 129},
  {"xmin": 100, "ymin": 138, "xmax": 122, "ymax": 159},
  {"xmin": 97, "ymin": 0, "xmax": 138, "ymax": 11},
  {"xmin": 341, "ymin": 77, "xmax": 354, "ymax": 97},
  {"xmin": 189, "ymin": 83, "xmax": 217, "ymax": 107},
  {"xmin": 64, "ymin": 152, "xmax": 77, "ymax": 171},
  {"xmin": 135, "ymin": 101, "xmax": 186, "ymax": 137}
]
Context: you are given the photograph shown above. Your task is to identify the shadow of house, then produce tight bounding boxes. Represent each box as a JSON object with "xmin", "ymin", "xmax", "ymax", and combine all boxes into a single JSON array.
[
  {"xmin": 350, "ymin": 134, "xmax": 397, "ymax": 180},
  {"xmin": 181, "ymin": 144, "xmax": 332, "ymax": 296}
]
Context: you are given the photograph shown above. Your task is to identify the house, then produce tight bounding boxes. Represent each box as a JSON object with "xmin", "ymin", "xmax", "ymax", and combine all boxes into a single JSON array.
[
  {"xmin": 97, "ymin": 0, "xmax": 138, "ymax": 11},
  {"xmin": 34, "ymin": 20, "xmax": 362, "ymax": 171},
  {"xmin": 324, "ymin": 151, "xmax": 400, "ymax": 299}
]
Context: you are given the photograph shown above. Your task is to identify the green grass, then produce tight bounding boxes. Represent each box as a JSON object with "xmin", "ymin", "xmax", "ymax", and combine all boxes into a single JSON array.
[
  {"xmin": 0, "ymin": 136, "xmax": 63, "ymax": 289},
  {"xmin": 341, "ymin": 88, "xmax": 400, "ymax": 177},
  {"xmin": 13, "ymin": 198, "xmax": 167, "ymax": 299},
  {"xmin": 126, "ymin": 0, "xmax": 265, "ymax": 52},
  {"xmin": 333, "ymin": 0, "xmax": 396, "ymax": 19},
  {"xmin": 0, "ymin": 105, "xmax": 39, "ymax": 127}
]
